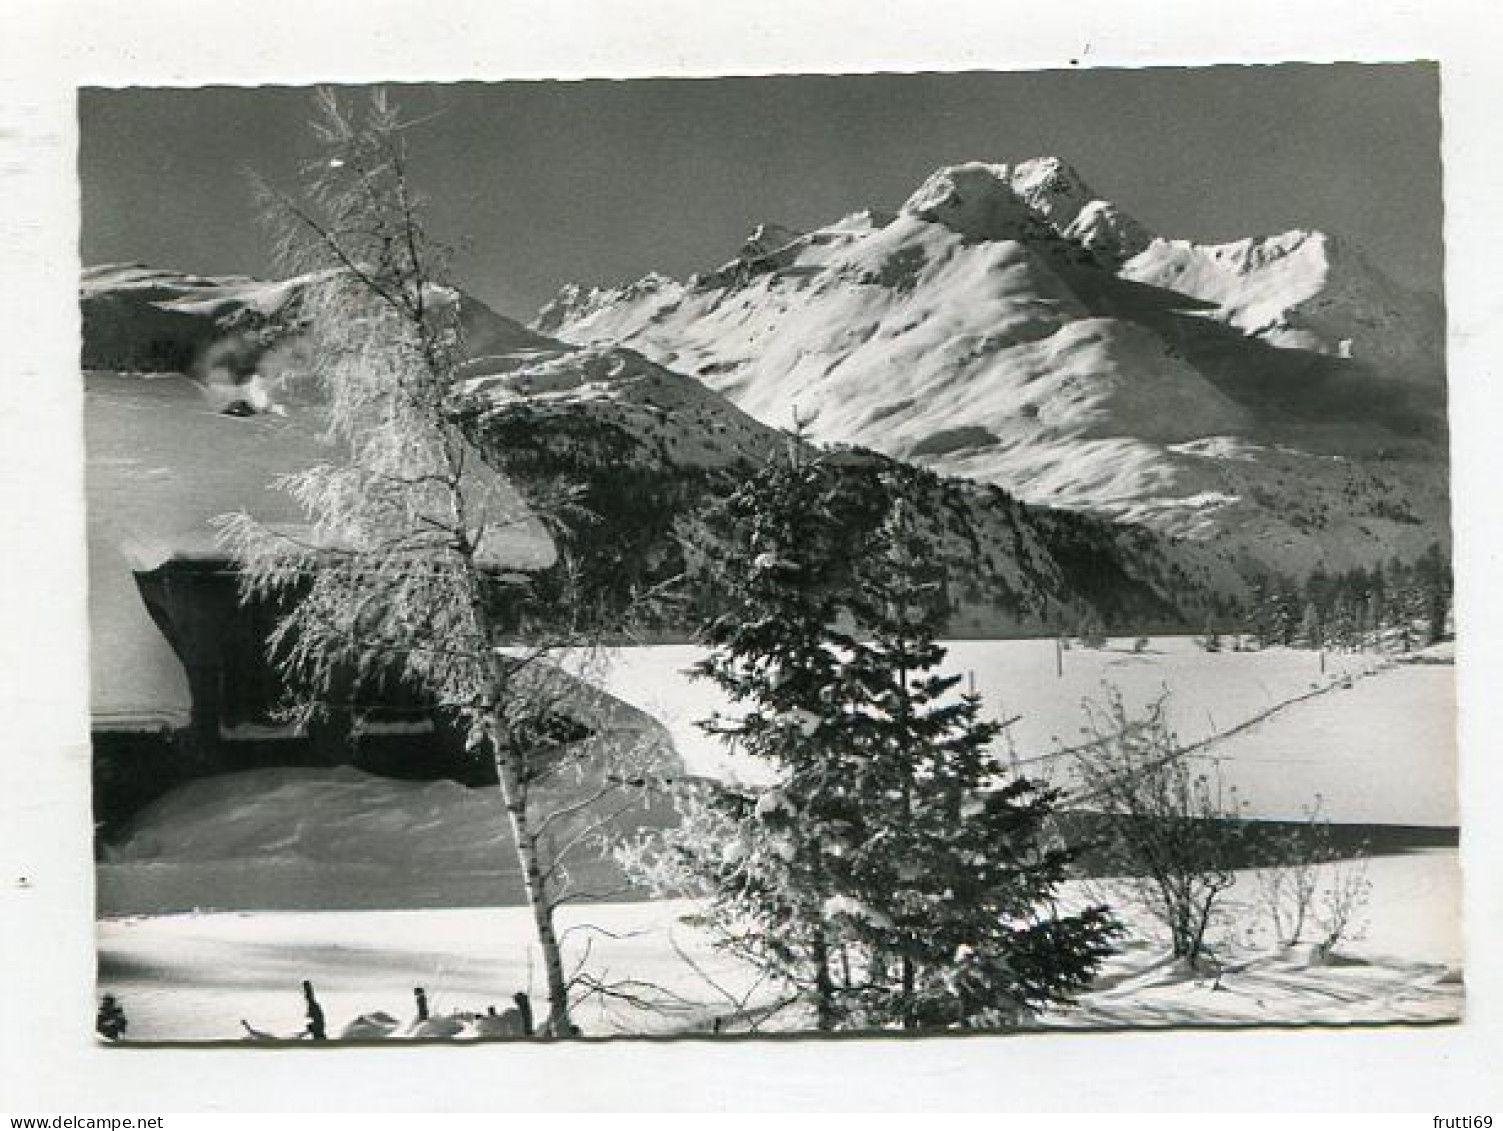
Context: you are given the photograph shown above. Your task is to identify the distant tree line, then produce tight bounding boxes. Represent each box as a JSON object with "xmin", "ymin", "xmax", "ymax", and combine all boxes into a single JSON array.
[{"xmin": 1240, "ymin": 542, "xmax": 1451, "ymax": 651}]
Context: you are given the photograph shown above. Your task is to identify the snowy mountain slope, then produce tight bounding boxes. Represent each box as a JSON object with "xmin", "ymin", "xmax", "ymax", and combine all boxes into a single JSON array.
[
  {"xmin": 1123, "ymin": 228, "xmax": 1445, "ymax": 381},
  {"xmin": 467, "ymin": 391, "xmax": 1226, "ymax": 637},
  {"xmin": 535, "ymin": 159, "xmax": 1448, "ymax": 582},
  {"xmin": 81, "ymin": 264, "xmax": 1221, "ymax": 635},
  {"xmin": 81, "ymin": 262, "xmax": 558, "ymax": 380},
  {"xmin": 459, "ymin": 343, "xmax": 786, "ymax": 471},
  {"xmin": 82, "ymin": 263, "xmax": 782, "ymax": 472}
]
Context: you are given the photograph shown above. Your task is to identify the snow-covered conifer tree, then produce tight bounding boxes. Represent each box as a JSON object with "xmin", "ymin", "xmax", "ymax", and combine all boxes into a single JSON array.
[
  {"xmin": 826, "ymin": 484, "xmax": 1120, "ymax": 1028},
  {"xmin": 663, "ymin": 438, "xmax": 863, "ymax": 1029},
  {"xmin": 626, "ymin": 448, "xmax": 1119, "ymax": 1031}
]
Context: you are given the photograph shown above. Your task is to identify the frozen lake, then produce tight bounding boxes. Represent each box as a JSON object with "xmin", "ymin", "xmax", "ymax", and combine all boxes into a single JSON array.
[
  {"xmin": 97, "ymin": 637, "xmax": 1456, "ymax": 917},
  {"xmin": 588, "ymin": 637, "xmax": 1456, "ymax": 826}
]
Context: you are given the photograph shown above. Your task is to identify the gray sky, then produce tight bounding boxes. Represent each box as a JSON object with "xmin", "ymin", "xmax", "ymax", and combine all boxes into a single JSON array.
[{"xmin": 79, "ymin": 63, "xmax": 1442, "ymax": 321}]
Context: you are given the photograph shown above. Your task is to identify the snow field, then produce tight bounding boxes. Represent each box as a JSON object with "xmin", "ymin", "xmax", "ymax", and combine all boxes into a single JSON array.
[
  {"xmin": 97, "ymin": 851, "xmax": 1461, "ymax": 1041},
  {"xmin": 1046, "ymin": 850, "xmax": 1461, "ymax": 1028},
  {"xmin": 96, "ymin": 637, "xmax": 1460, "ymax": 1036},
  {"xmin": 99, "ymin": 899, "xmax": 766, "ymax": 1042}
]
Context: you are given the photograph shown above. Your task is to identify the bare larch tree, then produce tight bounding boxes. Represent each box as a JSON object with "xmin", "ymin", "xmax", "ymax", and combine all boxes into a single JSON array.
[{"xmin": 217, "ymin": 89, "xmax": 657, "ymax": 1036}]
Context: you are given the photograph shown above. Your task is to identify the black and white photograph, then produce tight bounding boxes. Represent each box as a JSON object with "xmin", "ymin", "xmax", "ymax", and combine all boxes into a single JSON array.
[
  {"xmin": 78, "ymin": 64, "xmax": 1461, "ymax": 1043},
  {"xmin": 6, "ymin": 0, "xmax": 1503, "ymax": 1112}
]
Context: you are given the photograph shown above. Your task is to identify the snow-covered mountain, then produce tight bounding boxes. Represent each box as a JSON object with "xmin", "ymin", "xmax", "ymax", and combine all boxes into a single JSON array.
[
  {"xmin": 81, "ymin": 262, "xmax": 1222, "ymax": 636},
  {"xmin": 1123, "ymin": 228, "xmax": 1444, "ymax": 379},
  {"xmin": 535, "ymin": 158, "xmax": 1449, "ymax": 580},
  {"xmin": 81, "ymin": 263, "xmax": 788, "ymax": 469}
]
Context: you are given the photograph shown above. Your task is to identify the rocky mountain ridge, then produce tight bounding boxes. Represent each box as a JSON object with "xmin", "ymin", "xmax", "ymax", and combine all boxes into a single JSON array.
[{"xmin": 534, "ymin": 157, "xmax": 1449, "ymax": 581}]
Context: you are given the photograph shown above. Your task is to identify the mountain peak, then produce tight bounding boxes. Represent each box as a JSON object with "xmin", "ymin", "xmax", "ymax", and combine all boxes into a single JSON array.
[
  {"xmin": 1063, "ymin": 199, "xmax": 1153, "ymax": 261},
  {"xmin": 739, "ymin": 222, "xmax": 803, "ymax": 260},
  {"xmin": 531, "ymin": 155, "xmax": 1446, "ymax": 586},
  {"xmin": 900, "ymin": 158, "xmax": 1149, "ymax": 253},
  {"xmin": 1008, "ymin": 156, "xmax": 1097, "ymax": 228},
  {"xmin": 901, "ymin": 162, "xmax": 1044, "ymax": 241}
]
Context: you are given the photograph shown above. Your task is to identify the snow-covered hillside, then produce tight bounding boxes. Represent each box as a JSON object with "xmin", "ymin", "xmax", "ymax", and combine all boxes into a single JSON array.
[
  {"xmin": 535, "ymin": 158, "xmax": 1449, "ymax": 581},
  {"xmin": 1123, "ymin": 227, "xmax": 1445, "ymax": 379},
  {"xmin": 459, "ymin": 342, "xmax": 787, "ymax": 471},
  {"xmin": 82, "ymin": 264, "xmax": 1232, "ymax": 635},
  {"xmin": 81, "ymin": 263, "xmax": 775, "ymax": 472}
]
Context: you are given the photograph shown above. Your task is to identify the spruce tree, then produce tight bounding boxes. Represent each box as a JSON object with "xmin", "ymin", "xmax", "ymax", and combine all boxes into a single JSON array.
[
  {"xmin": 629, "ymin": 448, "xmax": 1120, "ymax": 1031},
  {"xmin": 831, "ymin": 486, "xmax": 1120, "ymax": 1027},
  {"xmin": 666, "ymin": 439, "xmax": 865, "ymax": 1029}
]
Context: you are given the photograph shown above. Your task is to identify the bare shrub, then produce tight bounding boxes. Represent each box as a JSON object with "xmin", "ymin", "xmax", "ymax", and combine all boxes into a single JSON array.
[
  {"xmin": 1070, "ymin": 691, "xmax": 1247, "ymax": 968},
  {"xmin": 1314, "ymin": 858, "xmax": 1372, "ymax": 957},
  {"xmin": 1253, "ymin": 804, "xmax": 1329, "ymax": 946},
  {"xmin": 1253, "ymin": 801, "xmax": 1372, "ymax": 957}
]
